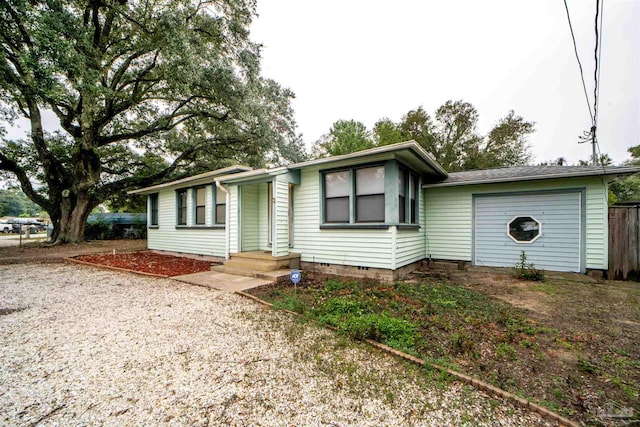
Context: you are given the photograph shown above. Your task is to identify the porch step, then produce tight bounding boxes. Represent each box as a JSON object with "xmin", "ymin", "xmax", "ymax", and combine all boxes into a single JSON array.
[
  {"xmin": 210, "ymin": 265, "xmax": 292, "ymax": 281},
  {"xmin": 223, "ymin": 251, "xmax": 301, "ymax": 272},
  {"xmin": 224, "ymin": 257, "xmax": 290, "ymax": 272}
]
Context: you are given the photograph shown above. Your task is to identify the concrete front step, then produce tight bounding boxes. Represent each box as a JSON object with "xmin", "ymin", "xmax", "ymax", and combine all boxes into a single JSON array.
[
  {"xmin": 224, "ymin": 258, "xmax": 290, "ymax": 272},
  {"xmin": 211, "ymin": 265, "xmax": 292, "ymax": 281}
]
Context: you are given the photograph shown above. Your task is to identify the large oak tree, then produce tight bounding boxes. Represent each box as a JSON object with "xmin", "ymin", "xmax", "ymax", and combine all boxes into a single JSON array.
[{"xmin": 0, "ymin": 0, "xmax": 301, "ymax": 243}]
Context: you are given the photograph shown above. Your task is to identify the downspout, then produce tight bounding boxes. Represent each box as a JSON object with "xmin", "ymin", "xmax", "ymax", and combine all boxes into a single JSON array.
[{"xmin": 216, "ymin": 181, "xmax": 230, "ymax": 259}]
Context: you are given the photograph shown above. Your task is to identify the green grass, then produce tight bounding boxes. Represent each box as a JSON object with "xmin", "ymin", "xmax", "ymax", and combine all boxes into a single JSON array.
[{"xmin": 251, "ymin": 274, "xmax": 640, "ymax": 423}]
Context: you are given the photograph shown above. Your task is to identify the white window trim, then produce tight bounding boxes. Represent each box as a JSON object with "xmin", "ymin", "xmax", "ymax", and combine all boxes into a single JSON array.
[{"xmin": 507, "ymin": 215, "xmax": 542, "ymax": 244}]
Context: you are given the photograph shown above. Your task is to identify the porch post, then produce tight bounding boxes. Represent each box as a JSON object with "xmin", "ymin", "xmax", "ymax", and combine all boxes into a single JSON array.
[{"xmin": 272, "ymin": 176, "xmax": 290, "ymax": 257}]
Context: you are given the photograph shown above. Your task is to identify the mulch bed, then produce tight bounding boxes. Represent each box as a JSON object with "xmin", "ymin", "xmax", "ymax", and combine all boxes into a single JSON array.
[{"xmin": 73, "ymin": 251, "xmax": 212, "ymax": 277}]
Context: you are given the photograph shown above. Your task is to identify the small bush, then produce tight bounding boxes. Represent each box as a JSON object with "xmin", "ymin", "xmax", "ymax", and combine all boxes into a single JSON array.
[
  {"xmin": 84, "ymin": 221, "xmax": 113, "ymax": 240},
  {"xmin": 514, "ymin": 251, "xmax": 544, "ymax": 281}
]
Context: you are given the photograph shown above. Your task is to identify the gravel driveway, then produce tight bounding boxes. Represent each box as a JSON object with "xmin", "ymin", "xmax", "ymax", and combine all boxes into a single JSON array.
[{"xmin": 0, "ymin": 263, "xmax": 552, "ymax": 426}]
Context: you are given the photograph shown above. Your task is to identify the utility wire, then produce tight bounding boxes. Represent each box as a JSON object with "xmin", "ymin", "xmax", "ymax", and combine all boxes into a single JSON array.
[
  {"xmin": 593, "ymin": 0, "xmax": 605, "ymax": 168},
  {"xmin": 563, "ymin": 0, "xmax": 594, "ymax": 123},
  {"xmin": 594, "ymin": 0, "xmax": 604, "ymax": 128}
]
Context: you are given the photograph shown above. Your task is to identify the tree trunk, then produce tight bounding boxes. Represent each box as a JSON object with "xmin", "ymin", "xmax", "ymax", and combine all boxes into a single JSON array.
[{"xmin": 52, "ymin": 190, "xmax": 94, "ymax": 244}]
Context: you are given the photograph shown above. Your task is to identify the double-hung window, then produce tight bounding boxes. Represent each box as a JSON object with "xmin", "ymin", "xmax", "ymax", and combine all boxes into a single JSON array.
[
  {"xmin": 324, "ymin": 165, "xmax": 386, "ymax": 224},
  {"xmin": 322, "ymin": 162, "xmax": 419, "ymax": 227},
  {"xmin": 398, "ymin": 169, "xmax": 419, "ymax": 224},
  {"xmin": 194, "ymin": 187, "xmax": 206, "ymax": 225},
  {"xmin": 409, "ymin": 174, "xmax": 418, "ymax": 224},
  {"xmin": 176, "ymin": 189, "xmax": 187, "ymax": 225},
  {"xmin": 215, "ymin": 186, "xmax": 226, "ymax": 225},
  {"xmin": 398, "ymin": 170, "xmax": 406, "ymax": 223},
  {"xmin": 355, "ymin": 166, "xmax": 385, "ymax": 222},
  {"xmin": 149, "ymin": 194, "xmax": 159, "ymax": 226},
  {"xmin": 324, "ymin": 170, "xmax": 350, "ymax": 223}
]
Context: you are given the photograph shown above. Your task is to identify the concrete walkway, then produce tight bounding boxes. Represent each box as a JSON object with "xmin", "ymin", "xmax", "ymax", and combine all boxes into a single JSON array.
[{"xmin": 172, "ymin": 270, "xmax": 272, "ymax": 291}]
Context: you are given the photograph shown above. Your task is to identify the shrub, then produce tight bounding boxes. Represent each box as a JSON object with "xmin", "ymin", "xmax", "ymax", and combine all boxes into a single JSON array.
[{"xmin": 514, "ymin": 251, "xmax": 544, "ymax": 281}]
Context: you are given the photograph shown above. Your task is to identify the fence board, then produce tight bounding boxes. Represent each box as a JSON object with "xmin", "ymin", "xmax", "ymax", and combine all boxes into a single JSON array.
[{"xmin": 609, "ymin": 206, "xmax": 640, "ymax": 281}]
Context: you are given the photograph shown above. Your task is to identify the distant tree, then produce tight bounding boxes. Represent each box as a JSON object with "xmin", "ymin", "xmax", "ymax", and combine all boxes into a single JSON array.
[
  {"xmin": 324, "ymin": 101, "xmax": 534, "ymax": 171},
  {"xmin": 578, "ymin": 153, "xmax": 613, "ymax": 166},
  {"xmin": 0, "ymin": 188, "xmax": 42, "ymax": 217},
  {"xmin": 0, "ymin": 0, "xmax": 299, "ymax": 244},
  {"xmin": 430, "ymin": 100, "xmax": 484, "ymax": 171},
  {"xmin": 473, "ymin": 110, "xmax": 534, "ymax": 169},
  {"xmin": 373, "ymin": 118, "xmax": 405, "ymax": 147},
  {"xmin": 311, "ymin": 120, "xmax": 373, "ymax": 157},
  {"xmin": 609, "ymin": 145, "xmax": 640, "ymax": 203}
]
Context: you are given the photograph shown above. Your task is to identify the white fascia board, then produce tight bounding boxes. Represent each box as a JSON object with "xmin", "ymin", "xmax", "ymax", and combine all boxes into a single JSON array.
[
  {"xmin": 286, "ymin": 141, "xmax": 448, "ymax": 177},
  {"xmin": 422, "ymin": 166, "xmax": 640, "ymax": 188},
  {"xmin": 128, "ymin": 165, "xmax": 252, "ymax": 195}
]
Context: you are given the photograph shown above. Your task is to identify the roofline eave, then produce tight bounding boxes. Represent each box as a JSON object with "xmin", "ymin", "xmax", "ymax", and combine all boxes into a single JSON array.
[{"xmin": 422, "ymin": 166, "xmax": 640, "ymax": 188}]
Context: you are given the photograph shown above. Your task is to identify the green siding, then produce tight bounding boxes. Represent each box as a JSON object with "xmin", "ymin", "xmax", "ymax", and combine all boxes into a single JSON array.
[
  {"xmin": 424, "ymin": 177, "xmax": 608, "ymax": 269},
  {"xmin": 241, "ymin": 184, "xmax": 259, "ymax": 251},
  {"xmin": 273, "ymin": 178, "xmax": 289, "ymax": 257},
  {"xmin": 292, "ymin": 167, "xmax": 394, "ymax": 269},
  {"xmin": 258, "ymin": 183, "xmax": 270, "ymax": 251},
  {"xmin": 229, "ymin": 185, "xmax": 239, "ymax": 254},
  {"xmin": 147, "ymin": 187, "xmax": 225, "ymax": 256}
]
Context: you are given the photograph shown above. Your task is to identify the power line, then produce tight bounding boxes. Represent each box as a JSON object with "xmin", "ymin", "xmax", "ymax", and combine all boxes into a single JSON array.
[
  {"xmin": 594, "ymin": 0, "xmax": 604, "ymax": 128},
  {"xmin": 563, "ymin": 0, "xmax": 594, "ymax": 123}
]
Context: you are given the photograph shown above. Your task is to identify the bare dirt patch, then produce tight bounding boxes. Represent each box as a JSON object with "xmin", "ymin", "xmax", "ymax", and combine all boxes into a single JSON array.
[{"xmin": 0, "ymin": 239, "xmax": 146, "ymax": 265}]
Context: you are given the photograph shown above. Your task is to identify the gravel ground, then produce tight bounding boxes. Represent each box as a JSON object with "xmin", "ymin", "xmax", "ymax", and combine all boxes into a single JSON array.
[{"xmin": 0, "ymin": 263, "xmax": 554, "ymax": 426}]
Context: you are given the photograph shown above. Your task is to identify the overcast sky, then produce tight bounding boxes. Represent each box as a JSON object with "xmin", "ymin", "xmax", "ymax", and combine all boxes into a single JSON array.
[{"xmin": 251, "ymin": 0, "xmax": 639, "ymax": 164}]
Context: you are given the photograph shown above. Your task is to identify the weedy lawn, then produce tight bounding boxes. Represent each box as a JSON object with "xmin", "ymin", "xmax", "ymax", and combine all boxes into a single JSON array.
[{"xmin": 248, "ymin": 270, "xmax": 639, "ymax": 424}]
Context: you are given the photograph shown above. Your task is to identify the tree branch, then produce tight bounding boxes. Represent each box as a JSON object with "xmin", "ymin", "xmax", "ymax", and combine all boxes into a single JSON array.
[
  {"xmin": 96, "ymin": 108, "xmax": 228, "ymax": 146},
  {"xmin": 94, "ymin": 146, "xmax": 199, "ymax": 201},
  {"xmin": 0, "ymin": 151, "xmax": 51, "ymax": 210}
]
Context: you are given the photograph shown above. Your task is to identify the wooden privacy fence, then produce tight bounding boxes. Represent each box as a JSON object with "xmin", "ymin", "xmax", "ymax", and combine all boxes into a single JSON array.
[{"xmin": 609, "ymin": 205, "xmax": 640, "ymax": 281}]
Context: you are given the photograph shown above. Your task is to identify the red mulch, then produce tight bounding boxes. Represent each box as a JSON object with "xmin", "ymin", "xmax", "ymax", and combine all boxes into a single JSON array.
[{"xmin": 73, "ymin": 251, "xmax": 212, "ymax": 277}]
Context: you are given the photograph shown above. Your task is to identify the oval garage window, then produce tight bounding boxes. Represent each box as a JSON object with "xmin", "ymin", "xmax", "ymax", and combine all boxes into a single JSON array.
[{"xmin": 508, "ymin": 216, "xmax": 541, "ymax": 243}]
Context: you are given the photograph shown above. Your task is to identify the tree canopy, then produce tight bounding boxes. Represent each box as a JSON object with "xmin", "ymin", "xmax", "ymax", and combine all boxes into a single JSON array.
[
  {"xmin": 0, "ymin": 187, "xmax": 43, "ymax": 217},
  {"xmin": 0, "ymin": 0, "xmax": 303, "ymax": 243},
  {"xmin": 311, "ymin": 101, "xmax": 535, "ymax": 171},
  {"xmin": 311, "ymin": 119, "xmax": 373, "ymax": 157},
  {"xmin": 609, "ymin": 145, "xmax": 640, "ymax": 203}
]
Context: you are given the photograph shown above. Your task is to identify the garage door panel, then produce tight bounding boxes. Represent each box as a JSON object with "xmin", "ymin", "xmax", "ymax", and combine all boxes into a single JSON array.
[{"xmin": 474, "ymin": 192, "xmax": 581, "ymax": 272}]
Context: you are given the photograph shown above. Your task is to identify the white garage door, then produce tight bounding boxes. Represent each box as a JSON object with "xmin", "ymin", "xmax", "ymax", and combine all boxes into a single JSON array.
[{"xmin": 474, "ymin": 191, "xmax": 582, "ymax": 272}]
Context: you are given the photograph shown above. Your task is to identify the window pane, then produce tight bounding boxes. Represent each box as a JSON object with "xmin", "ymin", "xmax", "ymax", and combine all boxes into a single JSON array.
[
  {"xmin": 150, "ymin": 195, "xmax": 159, "ymax": 225},
  {"xmin": 216, "ymin": 205, "xmax": 225, "ymax": 224},
  {"xmin": 509, "ymin": 216, "xmax": 540, "ymax": 242},
  {"xmin": 356, "ymin": 166, "xmax": 384, "ymax": 195},
  {"xmin": 410, "ymin": 175, "xmax": 418, "ymax": 224},
  {"xmin": 196, "ymin": 206, "xmax": 205, "ymax": 224},
  {"xmin": 325, "ymin": 171, "xmax": 350, "ymax": 198},
  {"xmin": 177, "ymin": 191, "xmax": 187, "ymax": 225},
  {"xmin": 196, "ymin": 187, "xmax": 205, "ymax": 205},
  {"xmin": 216, "ymin": 187, "xmax": 226, "ymax": 204},
  {"xmin": 399, "ymin": 195, "xmax": 406, "ymax": 223},
  {"xmin": 325, "ymin": 197, "xmax": 349, "ymax": 222},
  {"xmin": 356, "ymin": 194, "xmax": 385, "ymax": 222},
  {"xmin": 411, "ymin": 199, "xmax": 416, "ymax": 224}
]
